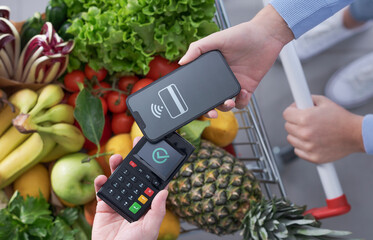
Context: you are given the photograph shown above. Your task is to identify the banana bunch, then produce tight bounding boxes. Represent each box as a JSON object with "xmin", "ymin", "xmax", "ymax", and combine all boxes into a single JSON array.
[{"xmin": 0, "ymin": 85, "xmax": 85, "ymax": 188}]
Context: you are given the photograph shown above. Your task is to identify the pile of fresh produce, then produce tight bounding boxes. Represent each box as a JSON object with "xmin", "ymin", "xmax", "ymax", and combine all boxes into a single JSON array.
[
  {"xmin": 0, "ymin": 1, "xmax": 358, "ymax": 240},
  {"xmin": 0, "ymin": 84, "xmax": 84, "ymax": 189}
]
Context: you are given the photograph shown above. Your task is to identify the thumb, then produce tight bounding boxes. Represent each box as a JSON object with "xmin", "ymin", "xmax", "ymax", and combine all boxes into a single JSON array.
[
  {"xmin": 178, "ymin": 31, "xmax": 224, "ymax": 65},
  {"xmin": 142, "ymin": 190, "xmax": 168, "ymax": 232}
]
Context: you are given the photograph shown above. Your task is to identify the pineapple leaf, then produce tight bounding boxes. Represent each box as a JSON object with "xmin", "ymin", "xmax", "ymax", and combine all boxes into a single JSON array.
[
  {"xmin": 259, "ymin": 227, "xmax": 268, "ymax": 240},
  {"xmin": 282, "ymin": 219, "xmax": 316, "ymax": 226},
  {"xmin": 296, "ymin": 226, "xmax": 351, "ymax": 236}
]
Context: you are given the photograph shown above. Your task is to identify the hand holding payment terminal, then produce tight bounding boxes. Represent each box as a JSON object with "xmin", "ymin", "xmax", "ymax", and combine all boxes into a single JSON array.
[
  {"xmin": 97, "ymin": 50, "xmax": 240, "ymax": 222},
  {"xmin": 97, "ymin": 132, "xmax": 195, "ymax": 222}
]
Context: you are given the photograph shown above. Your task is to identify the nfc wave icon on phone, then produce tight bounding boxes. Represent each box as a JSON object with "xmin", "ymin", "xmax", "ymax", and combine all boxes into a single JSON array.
[
  {"xmin": 150, "ymin": 104, "xmax": 164, "ymax": 118},
  {"xmin": 151, "ymin": 84, "xmax": 188, "ymax": 119}
]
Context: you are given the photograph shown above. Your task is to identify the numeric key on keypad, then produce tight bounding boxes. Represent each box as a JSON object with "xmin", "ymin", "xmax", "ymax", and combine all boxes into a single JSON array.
[
  {"xmin": 138, "ymin": 182, "xmax": 145, "ymax": 189},
  {"xmin": 107, "ymin": 188, "xmax": 114, "ymax": 195},
  {"xmin": 131, "ymin": 176, "xmax": 137, "ymax": 182},
  {"xmin": 112, "ymin": 181, "xmax": 120, "ymax": 188},
  {"xmin": 125, "ymin": 182, "xmax": 132, "ymax": 188},
  {"xmin": 133, "ymin": 189, "xmax": 140, "ymax": 195},
  {"xmin": 120, "ymin": 189, "xmax": 127, "ymax": 195},
  {"xmin": 128, "ymin": 195, "xmax": 134, "ymax": 201},
  {"xmin": 117, "ymin": 175, "xmax": 124, "ymax": 182},
  {"xmin": 115, "ymin": 195, "xmax": 122, "ymax": 201},
  {"xmin": 122, "ymin": 169, "xmax": 129, "ymax": 175}
]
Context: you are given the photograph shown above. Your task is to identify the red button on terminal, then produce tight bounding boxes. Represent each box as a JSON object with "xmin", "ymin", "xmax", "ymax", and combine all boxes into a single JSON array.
[
  {"xmin": 129, "ymin": 161, "xmax": 137, "ymax": 168},
  {"xmin": 145, "ymin": 187, "xmax": 154, "ymax": 197}
]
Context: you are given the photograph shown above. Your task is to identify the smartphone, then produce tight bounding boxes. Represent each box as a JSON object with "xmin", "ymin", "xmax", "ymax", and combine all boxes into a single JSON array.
[
  {"xmin": 97, "ymin": 132, "xmax": 195, "ymax": 222},
  {"xmin": 127, "ymin": 50, "xmax": 241, "ymax": 142}
]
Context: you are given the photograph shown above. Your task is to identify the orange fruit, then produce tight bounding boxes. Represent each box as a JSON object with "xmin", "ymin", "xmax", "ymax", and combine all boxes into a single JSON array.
[
  {"xmin": 13, "ymin": 164, "xmax": 50, "ymax": 201},
  {"xmin": 201, "ymin": 110, "xmax": 238, "ymax": 147}
]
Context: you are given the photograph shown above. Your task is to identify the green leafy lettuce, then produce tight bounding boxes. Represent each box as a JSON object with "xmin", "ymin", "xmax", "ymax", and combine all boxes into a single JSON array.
[{"xmin": 63, "ymin": 0, "xmax": 219, "ymax": 75}]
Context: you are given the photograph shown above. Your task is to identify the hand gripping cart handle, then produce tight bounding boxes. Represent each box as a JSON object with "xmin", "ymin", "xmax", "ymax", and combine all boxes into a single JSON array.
[{"xmin": 279, "ymin": 41, "xmax": 351, "ymax": 219}]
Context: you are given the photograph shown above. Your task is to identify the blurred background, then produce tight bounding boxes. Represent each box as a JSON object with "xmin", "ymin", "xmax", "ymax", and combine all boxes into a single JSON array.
[{"xmin": 5, "ymin": 0, "xmax": 373, "ymax": 238}]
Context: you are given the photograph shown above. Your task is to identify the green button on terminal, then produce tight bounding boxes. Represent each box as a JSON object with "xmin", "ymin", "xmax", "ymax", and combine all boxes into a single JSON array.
[{"xmin": 129, "ymin": 202, "xmax": 141, "ymax": 214}]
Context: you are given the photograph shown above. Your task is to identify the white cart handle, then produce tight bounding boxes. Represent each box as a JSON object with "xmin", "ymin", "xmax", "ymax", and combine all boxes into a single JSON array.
[{"xmin": 279, "ymin": 41, "xmax": 350, "ymax": 219}]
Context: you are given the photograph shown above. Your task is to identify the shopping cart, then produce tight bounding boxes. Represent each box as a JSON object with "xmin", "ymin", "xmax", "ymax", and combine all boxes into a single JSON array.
[{"xmin": 181, "ymin": 1, "xmax": 351, "ymax": 235}]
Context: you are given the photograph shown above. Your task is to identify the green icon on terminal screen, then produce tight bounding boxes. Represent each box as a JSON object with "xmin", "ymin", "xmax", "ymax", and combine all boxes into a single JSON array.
[{"xmin": 152, "ymin": 148, "xmax": 170, "ymax": 164}]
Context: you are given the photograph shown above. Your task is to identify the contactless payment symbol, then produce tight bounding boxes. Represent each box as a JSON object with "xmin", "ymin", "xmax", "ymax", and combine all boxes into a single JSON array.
[
  {"xmin": 152, "ymin": 148, "xmax": 170, "ymax": 164},
  {"xmin": 151, "ymin": 84, "xmax": 188, "ymax": 119}
]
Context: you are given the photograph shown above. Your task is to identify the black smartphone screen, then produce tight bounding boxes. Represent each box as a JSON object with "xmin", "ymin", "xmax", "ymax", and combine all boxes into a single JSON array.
[{"xmin": 127, "ymin": 50, "xmax": 241, "ymax": 142}]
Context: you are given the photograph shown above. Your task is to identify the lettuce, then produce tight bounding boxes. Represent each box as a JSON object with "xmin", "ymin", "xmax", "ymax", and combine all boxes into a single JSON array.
[{"xmin": 64, "ymin": 0, "xmax": 219, "ymax": 75}]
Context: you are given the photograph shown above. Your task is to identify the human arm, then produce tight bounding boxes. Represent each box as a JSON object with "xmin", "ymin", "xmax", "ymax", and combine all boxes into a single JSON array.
[
  {"xmin": 179, "ymin": 4, "xmax": 294, "ymax": 117},
  {"xmin": 92, "ymin": 138, "xmax": 168, "ymax": 240},
  {"xmin": 181, "ymin": 0, "xmax": 354, "ymax": 117},
  {"xmin": 270, "ymin": 0, "xmax": 354, "ymax": 38},
  {"xmin": 283, "ymin": 95, "xmax": 365, "ymax": 164}
]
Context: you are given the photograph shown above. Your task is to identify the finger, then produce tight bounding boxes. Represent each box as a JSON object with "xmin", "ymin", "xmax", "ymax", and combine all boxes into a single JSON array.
[
  {"xmin": 294, "ymin": 148, "xmax": 314, "ymax": 163},
  {"xmin": 143, "ymin": 190, "xmax": 169, "ymax": 234},
  {"xmin": 109, "ymin": 154, "xmax": 123, "ymax": 173},
  {"xmin": 284, "ymin": 122, "xmax": 301, "ymax": 137},
  {"xmin": 286, "ymin": 134, "xmax": 309, "ymax": 151},
  {"xmin": 282, "ymin": 104, "xmax": 302, "ymax": 124},
  {"xmin": 133, "ymin": 136, "xmax": 142, "ymax": 147},
  {"xmin": 234, "ymin": 89, "xmax": 250, "ymax": 109},
  {"xmin": 216, "ymin": 99, "xmax": 236, "ymax": 112},
  {"xmin": 178, "ymin": 32, "xmax": 223, "ymax": 65},
  {"xmin": 94, "ymin": 175, "xmax": 107, "ymax": 201},
  {"xmin": 204, "ymin": 109, "xmax": 218, "ymax": 118}
]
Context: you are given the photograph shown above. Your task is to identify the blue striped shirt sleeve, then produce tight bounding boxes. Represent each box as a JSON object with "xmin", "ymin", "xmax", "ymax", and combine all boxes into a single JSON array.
[
  {"xmin": 362, "ymin": 114, "xmax": 373, "ymax": 155},
  {"xmin": 269, "ymin": 0, "xmax": 354, "ymax": 38}
]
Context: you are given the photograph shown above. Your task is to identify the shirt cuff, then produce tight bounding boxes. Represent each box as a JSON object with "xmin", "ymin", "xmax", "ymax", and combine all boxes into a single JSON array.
[
  {"xmin": 269, "ymin": 0, "xmax": 353, "ymax": 38},
  {"xmin": 362, "ymin": 114, "xmax": 373, "ymax": 155}
]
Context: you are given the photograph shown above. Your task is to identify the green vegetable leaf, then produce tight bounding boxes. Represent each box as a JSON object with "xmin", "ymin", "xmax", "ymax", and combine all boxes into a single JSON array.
[
  {"xmin": 58, "ymin": 208, "xmax": 79, "ymax": 226},
  {"xmin": 63, "ymin": 0, "xmax": 219, "ymax": 75},
  {"xmin": 74, "ymin": 88, "xmax": 104, "ymax": 148}
]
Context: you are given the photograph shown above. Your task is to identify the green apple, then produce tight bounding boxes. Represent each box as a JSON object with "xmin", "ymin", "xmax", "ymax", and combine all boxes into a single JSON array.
[{"xmin": 51, "ymin": 153, "xmax": 103, "ymax": 205}]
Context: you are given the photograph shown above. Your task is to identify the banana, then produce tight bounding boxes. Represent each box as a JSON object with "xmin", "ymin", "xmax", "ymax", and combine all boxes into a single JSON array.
[
  {"xmin": 0, "ymin": 89, "xmax": 38, "ymax": 136},
  {"xmin": 0, "ymin": 127, "xmax": 30, "ymax": 162},
  {"xmin": 38, "ymin": 123, "xmax": 85, "ymax": 151},
  {"xmin": 28, "ymin": 84, "xmax": 64, "ymax": 117},
  {"xmin": 30, "ymin": 104, "xmax": 75, "ymax": 124},
  {"xmin": 0, "ymin": 132, "xmax": 53, "ymax": 188},
  {"xmin": 0, "ymin": 105, "xmax": 19, "ymax": 136},
  {"xmin": 8, "ymin": 88, "xmax": 38, "ymax": 113},
  {"xmin": 39, "ymin": 124, "xmax": 85, "ymax": 163},
  {"xmin": 40, "ymin": 143, "xmax": 76, "ymax": 163}
]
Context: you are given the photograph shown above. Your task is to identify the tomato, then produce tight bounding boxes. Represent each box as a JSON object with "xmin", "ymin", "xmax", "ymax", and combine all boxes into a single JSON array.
[
  {"xmin": 93, "ymin": 81, "xmax": 111, "ymax": 99},
  {"xmin": 130, "ymin": 78, "xmax": 154, "ymax": 94},
  {"xmin": 99, "ymin": 97, "xmax": 108, "ymax": 115},
  {"xmin": 85, "ymin": 64, "xmax": 107, "ymax": 82},
  {"xmin": 64, "ymin": 70, "xmax": 85, "ymax": 92},
  {"xmin": 118, "ymin": 76, "xmax": 139, "ymax": 94},
  {"xmin": 106, "ymin": 91, "xmax": 127, "ymax": 113},
  {"xmin": 146, "ymin": 55, "xmax": 179, "ymax": 80},
  {"xmin": 67, "ymin": 92, "xmax": 79, "ymax": 107},
  {"xmin": 75, "ymin": 115, "xmax": 112, "ymax": 151},
  {"xmin": 111, "ymin": 112, "xmax": 134, "ymax": 134}
]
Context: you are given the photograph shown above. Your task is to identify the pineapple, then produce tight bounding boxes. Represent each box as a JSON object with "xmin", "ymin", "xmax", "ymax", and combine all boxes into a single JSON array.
[
  {"xmin": 168, "ymin": 139, "xmax": 261, "ymax": 235},
  {"xmin": 167, "ymin": 138, "xmax": 353, "ymax": 239}
]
